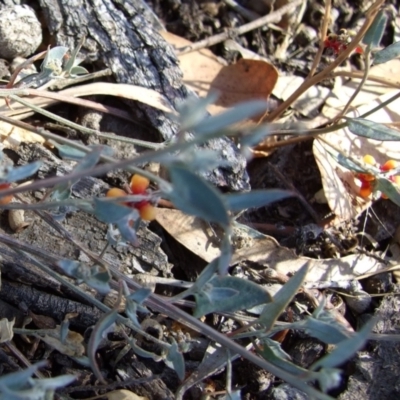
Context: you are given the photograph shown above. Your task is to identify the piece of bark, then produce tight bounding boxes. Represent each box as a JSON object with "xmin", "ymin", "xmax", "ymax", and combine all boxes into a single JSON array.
[
  {"xmin": 0, "ymin": 280, "xmax": 102, "ymax": 329},
  {"xmin": 34, "ymin": 0, "xmax": 250, "ymax": 191}
]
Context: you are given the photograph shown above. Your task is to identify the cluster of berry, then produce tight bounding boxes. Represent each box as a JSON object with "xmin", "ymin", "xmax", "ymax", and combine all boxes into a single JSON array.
[
  {"xmin": 356, "ymin": 155, "xmax": 399, "ymax": 199},
  {"xmin": 324, "ymin": 29, "xmax": 363, "ymax": 56},
  {"xmin": 106, "ymin": 174, "xmax": 156, "ymax": 221}
]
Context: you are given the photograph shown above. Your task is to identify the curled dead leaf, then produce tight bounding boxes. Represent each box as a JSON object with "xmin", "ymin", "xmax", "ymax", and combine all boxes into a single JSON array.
[{"xmin": 155, "ymin": 208, "xmax": 385, "ymax": 282}]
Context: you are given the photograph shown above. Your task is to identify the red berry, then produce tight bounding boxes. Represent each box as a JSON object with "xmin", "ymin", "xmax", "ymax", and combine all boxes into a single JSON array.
[
  {"xmin": 138, "ymin": 203, "xmax": 156, "ymax": 221},
  {"xmin": 0, "ymin": 183, "xmax": 12, "ymax": 205},
  {"xmin": 106, "ymin": 188, "xmax": 128, "ymax": 198},
  {"xmin": 130, "ymin": 174, "xmax": 150, "ymax": 194},
  {"xmin": 381, "ymin": 160, "xmax": 398, "ymax": 172},
  {"xmin": 359, "ymin": 181, "xmax": 372, "ymax": 198}
]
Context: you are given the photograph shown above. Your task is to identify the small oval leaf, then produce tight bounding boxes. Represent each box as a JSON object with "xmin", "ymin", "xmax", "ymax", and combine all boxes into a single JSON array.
[
  {"xmin": 373, "ymin": 41, "xmax": 400, "ymax": 65},
  {"xmin": 193, "ymin": 100, "xmax": 269, "ymax": 135},
  {"xmin": 168, "ymin": 165, "xmax": 229, "ymax": 227},
  {"xmin": 224, "ymin": 190, "xmax": 294, "ymax": 212},
  {"xmin": 363, "ymin": 11, "xmax": 387, "ymax": 48},
  {"xmin": 165, "ymin": 341, "xmax": 185, "ymax": 381},
  {"xmin": 6, "ymin": 161, "xmax": 42, "ymax": 182},
  {"xmin": 193, "ymin": 276, "xmax": 271, "ymax": 317},
  {"xmin": 93, "ymin": 198, "xmax": 134, "ymax": 224},
  {"xmin": 347, "ymin": 118, "xmax": 400, "ymax": 141}
]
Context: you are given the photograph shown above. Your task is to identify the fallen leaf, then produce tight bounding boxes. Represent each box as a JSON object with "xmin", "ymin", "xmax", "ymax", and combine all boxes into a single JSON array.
[
  {"xmin": 322, "ymin": 59, "xmax": 400, "ymax": 121},
  {"xmin": 162, "ymin": 32, "xmax": 278, "ymax": 116},
  {"xmin": 161, "ymin": 31, "xmax": 224, "ymax": 99},
  {"xmin": 209, "ymin": 58, "xmax": 278, "ymax": 115},
  {"xmin": 0, "ymin": 121, "xmax": 45, "ymax": 149},
  {"xmin": 105, "ymin": 390, "xmax": 149, "ymax": 400},
  {"xmin": 40, "ymin": 326, "xmax": 85, "ymax": 357},
  {"xmin": 314, "ymin": 91, "xmax": 400, "ymax": 220},
  {"xmin": 156, "ymin": 209, "xmax": 384, "ymax": 282},
  {"xmin": 273, "ymin": 75, "xmax": 330, "ymax": 118},
  {"xmin": 0, "ymin": 318, "xmax": 14, "ymax": 343}
]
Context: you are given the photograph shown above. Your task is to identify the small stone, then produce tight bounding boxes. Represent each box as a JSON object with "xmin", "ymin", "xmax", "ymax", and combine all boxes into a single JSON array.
[
  {"xmin": 270, "ymin": 383, "xmax": 308, "ymax": 400},
  {"xmin": 0, "ymin": 5, "xmax": 42, "ymax": 59}
]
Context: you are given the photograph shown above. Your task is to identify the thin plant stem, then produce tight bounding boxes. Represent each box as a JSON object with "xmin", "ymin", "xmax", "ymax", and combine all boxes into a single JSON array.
[
  {"xmin": 308, "ymin": 0, "xmax": 331, "ymax": 77},
  {"xmin": 262, "ymin": 0, "xmax": 385, "ymax": 125},
  {"xmin": 333, "ymin": 47, "xmax": 372, "ymax": 121}
]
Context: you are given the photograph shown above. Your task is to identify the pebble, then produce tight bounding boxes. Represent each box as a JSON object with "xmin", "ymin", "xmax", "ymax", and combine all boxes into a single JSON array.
[{"xmin": 0, "ymin": 5, "xmax": 42, "ymax": 59}]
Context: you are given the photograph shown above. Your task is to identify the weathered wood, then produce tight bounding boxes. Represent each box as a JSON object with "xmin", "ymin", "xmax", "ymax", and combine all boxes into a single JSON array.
[{"xmin": 35, "ymin": 0, "xmax": 250, "ymax": 190}]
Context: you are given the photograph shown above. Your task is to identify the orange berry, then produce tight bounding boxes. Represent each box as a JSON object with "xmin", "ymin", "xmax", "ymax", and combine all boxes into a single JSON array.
[
  {"xmin": 0, "ymin": 195, "xmax": 12, "ymax": 205},
  {"xmin": 359, "ymin": 181, "xmax": 372, "ymax": 198},
  {"xmin": 138, "ymin": 203, "xmax": 156, "ymax": 221},
  {"xmin": 363, "ymin": 154, "xmax": 376, "ymax": 166},
  {"xmin": 381, "ymin": 159, "xmax": 398, "ymax": 171},
  {"xmin": 357, "ymin": 173, "xmax": 375, "ymax": 182},
  {"xmin": 0, "ymin": 183, "xmax": 12, "ymax": 205},
  {"xmin": 130, "ymin": 174, "xmax": 150, "ymax": 194},
  {"xmin": 106, "ymin": 188, "xmax": 128, "ymax": 198},
  {"xmin": 381, "ymin": 193, "xmax": 389, "ymax": 200}
]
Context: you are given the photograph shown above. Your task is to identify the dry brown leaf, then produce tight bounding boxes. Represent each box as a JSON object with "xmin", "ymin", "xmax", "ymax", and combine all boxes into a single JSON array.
[
  {"xmin": 0, "ymin": 121, "xmax": 45, "ymax": 148},
  {"xmin": 314, "ymin": 91, "xmax": 400, "ymax": 221},
  {"xmin": 105, "ymin": 390, "xmax": 149, "ymax": 400},
  {"xmin": 161, "ymin": 31, "xmax": 224, "ymax": 99},
  {"xmin": 40, "ymin": 326, "xmax": 85, "ymax": 357},
  {"xmin": 156, "ymin": 209, "xmax": 384, "ymax": 282},
  {"xmin": 208, "ymin": 58, "xmax": 278, "ymax": 114},
  {"xmin": 162, "ymin": 32, "xmax": 278, "ymax": 116}
]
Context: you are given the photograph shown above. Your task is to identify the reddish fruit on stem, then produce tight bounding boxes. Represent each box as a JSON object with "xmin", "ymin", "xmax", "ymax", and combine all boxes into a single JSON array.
[
  {"xmin": 381, "ymin": 159, "xmax": 398, "ymax": 171},
  {"xmin": 357, "ymin": 173, "xmax": 375, "ymax": 182},
  {"xmin": 130, "ymin": 174, "xmax": 150, "ymax": 194},
  {"xmin": 138, "ymin": 203, "xmax": 156, "ymax": 221},
  {"xmin": 359, "ymin": 181, "xmax": 372, "ymax": 198},
  {"xmin": 106, "ymin": 188, "xmax": 128, "ymax": 198},
  {"xmin": 0, "ymin": 182, "xmax": 12, "ymax": 205}
]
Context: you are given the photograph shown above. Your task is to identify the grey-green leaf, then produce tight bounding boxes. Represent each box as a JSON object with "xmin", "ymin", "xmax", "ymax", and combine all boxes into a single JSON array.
[
  {"xmin": 168, "ymin": 165, "xmax": 229, "ymax": 227},
  {"xmin": 87, "ymin": 309, "xmax": 118, "ymax": 381},
  {"xmin": 93, "ymin": 198, "xmax": 134, "ymax": 224},
  {"xmin": 347, "ymin": 118, "xmax": 400, "ymax": 141},
  {"xmin": 258, "ymin": 265, "xmax": 308, "ymax": 329},
  {"xmin": 6, "ymin": 161, "xmax": 42, "ymax": 182},
  {"xmin": 193, "ymin": 100, "xmax": 269, "ymax": 135},
  {"xmin": 194, "ymin": 276, "xmax": 271, "ymax": 317},
  {"xmin": 363, "ymin": 10, "xmax": 387, "ymax": 48},
  {"xmin": 376, "ymin": 177, "xmax": 400, "ymax": 207},
  {"xmin": 311, "ymin": 318, "xmax": 375, "ymax": 370},
  {"xmin": 298, "ymin": 317, "xmax": 350, "ymax": 344},
  {"xmin": 373, "ymin": 41, "xmax": 400, "ymax": 65},
  {"xmin": 224, "ymin": 190, "xmax": 294, "ymax": 212},
  {"xmin": 165, "ymin": 341, "xmax": 185, "ymax": 381},
  {"xmin": 258, "ymin": 338, "xmax": 308, "ymax": 376}
]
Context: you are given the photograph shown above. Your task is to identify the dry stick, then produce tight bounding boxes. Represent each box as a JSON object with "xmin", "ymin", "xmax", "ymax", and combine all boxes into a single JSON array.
[
  {"xmin": 7, "ymin": 50, "xmax": 48, "ymax": 88},
  {"xmin": 307, "ymin": 0, "xmax": 332, "ymax": 78},
  {"xmin": 4, "ymin": 342, "xmax": 45, "ymax": 379},
  {"xmin": 177, "ymin": 0, "xmax": 304, "ymax": 55},
  {"xmin": 257, "ymin": 87, "xmax": 400, "ymax": 153},
  {"xmin": 222, "ymin": 0, "xmax": 260, "ymax": 21},
  {"xmin": 330, "ymin": 49, "xmax": 372, "ymax": 122},
  {"xmin": 332, "ymin": 70, "xmax": 400, "ymax": 88},
  {"xmin": 260, "ymin": 0, "xmax": 385, "ymax": 126}
]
